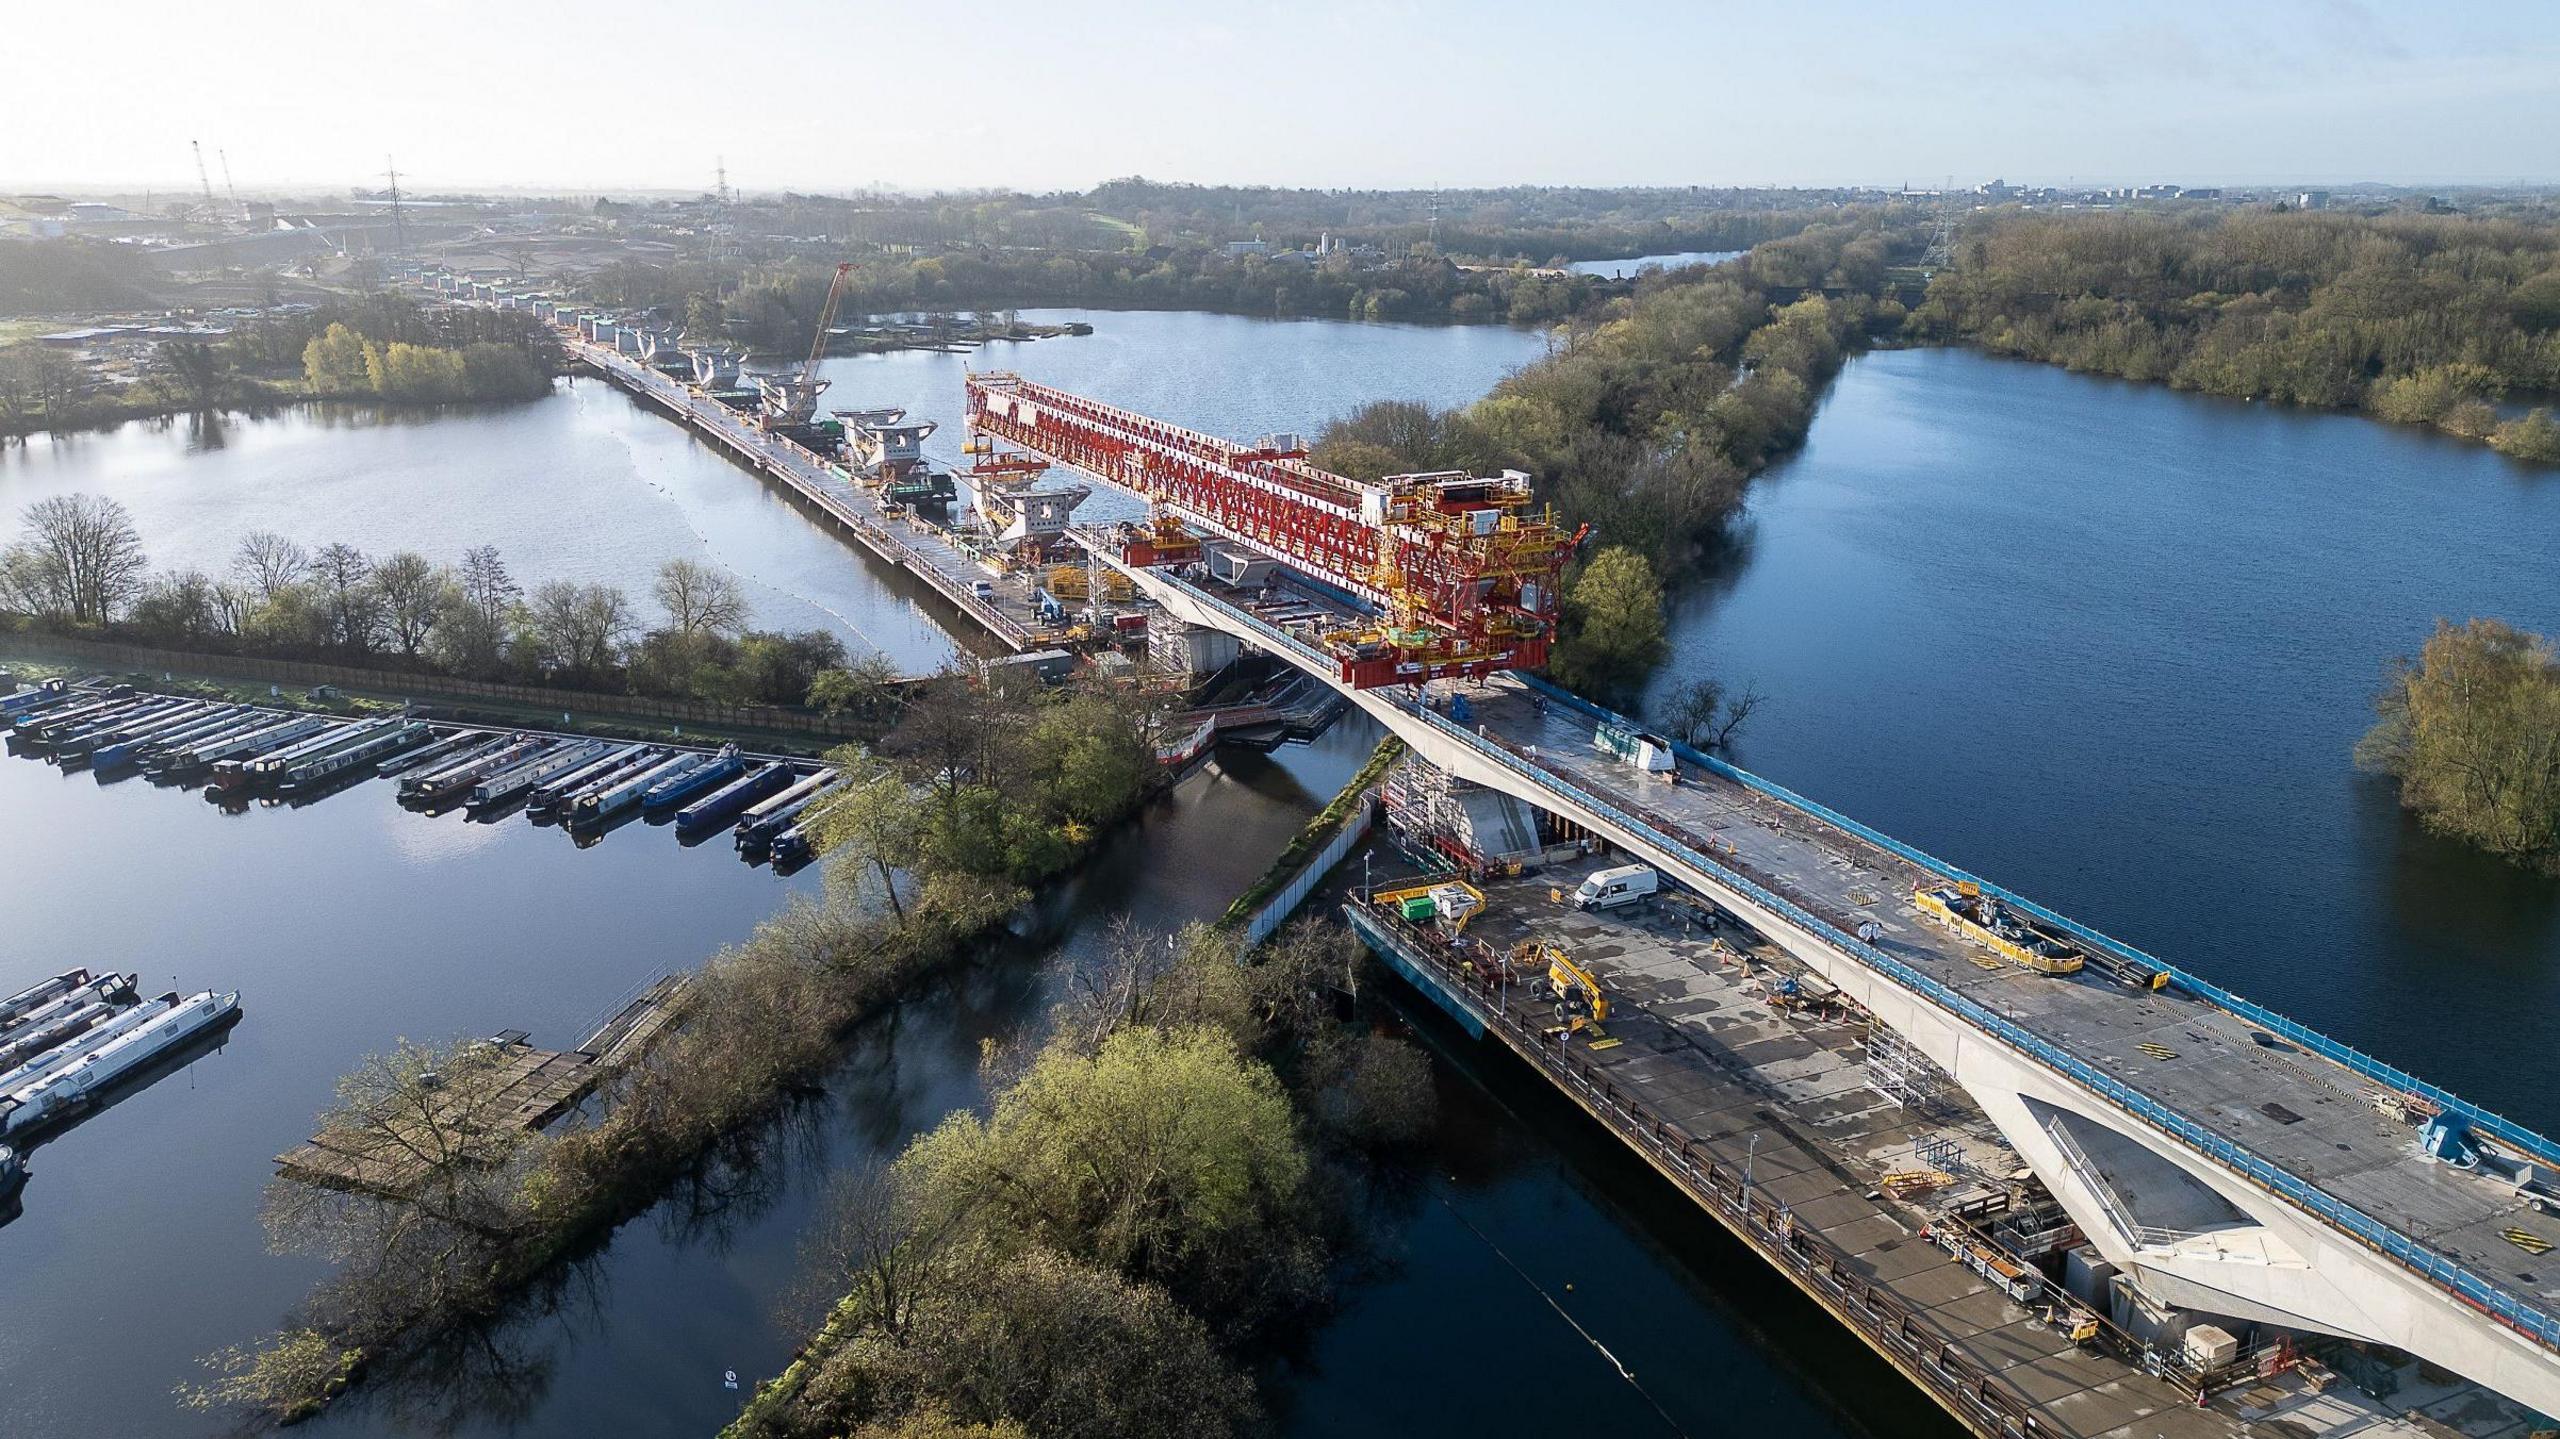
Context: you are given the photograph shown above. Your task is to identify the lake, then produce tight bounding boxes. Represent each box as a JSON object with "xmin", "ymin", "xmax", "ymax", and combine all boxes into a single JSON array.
[
  {"xmin": 8, "ymin": 329, "xmax": 2553, "ymax": 1439},
  {"xmin": 1643, "ymin": 347, "xmax": 2560, "ymax": 1129},
  {"xmin": 1567, "ymin": 249, "xmax": 1744, "ymax": 279},
  {"xmin": 0, "ymin": 309, "xmax": 1550, "ymax": 673}
]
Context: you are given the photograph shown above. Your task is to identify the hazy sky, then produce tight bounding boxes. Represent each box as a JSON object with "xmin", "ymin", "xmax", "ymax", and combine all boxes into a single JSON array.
[{"xmin": 9, "ymin": 0, "xmax": 2553, "ymax": 194}]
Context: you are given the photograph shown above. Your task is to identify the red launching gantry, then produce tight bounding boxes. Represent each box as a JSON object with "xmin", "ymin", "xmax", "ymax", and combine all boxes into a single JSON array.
[{"xmin": 964, "ymin": 373, "xmax": 1586, "ymax": 689}]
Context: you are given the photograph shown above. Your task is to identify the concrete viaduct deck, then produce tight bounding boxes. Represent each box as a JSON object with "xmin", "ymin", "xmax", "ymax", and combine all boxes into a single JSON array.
[{"xmin": 1085, "ymin": 536, "xmax": 2560, "ymax": 1421}]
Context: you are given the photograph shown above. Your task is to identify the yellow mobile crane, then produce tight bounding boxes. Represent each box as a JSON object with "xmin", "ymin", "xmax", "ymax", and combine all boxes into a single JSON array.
[{"xmin": 1516, "ymin": 940, "xmax": 1614, "ymax": 1044}]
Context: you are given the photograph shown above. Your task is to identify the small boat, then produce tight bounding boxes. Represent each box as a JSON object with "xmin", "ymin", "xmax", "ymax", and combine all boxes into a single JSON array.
[
  {"xmin": 0, "ymin": 989, "xmax": 242, "ymax": 1139},
  {"xmin": 734, "ymin": 768, "xmax": 837, "ymax": 850},
  {"xmin": 373, "ymin": 728, "xmax": 487, "ymax": 779},
  {"xmin": 569, "ymin": 751, "xmax": 703, "ymax": 826},
  {"xmin": 675, "ymin": 763, "xmax": 794, "ymax": 835},
  {"xmin": 0, "ymin": 969, "xmax": 98, "ymax": 1030},
  {"xmin": 467, "ymin": 739, "xmax": 605, "ymax": 809},
  {"xmin": 527, "ymin": 744, "xmax": 648, "ymax": 815},
  {"xmin": 641, "ymin": 744, "xmax": 744, "ymax": 812}
]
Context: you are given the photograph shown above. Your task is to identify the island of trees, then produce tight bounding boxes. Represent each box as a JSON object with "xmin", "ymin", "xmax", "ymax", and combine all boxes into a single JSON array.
[
  {"xmin": 2359, "ymin": 618, "xmax": 2560, "ymax": 873},
  {"xmin": 1312, "ymin": 212, "xmax": 1919, "ymax": 702}
]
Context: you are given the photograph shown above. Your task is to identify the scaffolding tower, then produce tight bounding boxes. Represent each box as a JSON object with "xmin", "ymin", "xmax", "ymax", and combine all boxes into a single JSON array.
[
  {"xmin": 1381, "ymin": 754, "xmax": 1543, "ymax": 875},
  {"xmin": 1866, "ymin": 1024, "xmax": 1951, "ymax": 1114}
]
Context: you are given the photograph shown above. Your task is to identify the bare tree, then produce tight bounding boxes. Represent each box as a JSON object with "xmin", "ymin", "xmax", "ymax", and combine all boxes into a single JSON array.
[
  {"xmin": 653, "ymin": 556, "xmax": 750, "ymax": 641},
  {"xmin": 456, "ymin": 544, "xmax": 519, "ymax": 629},
  {"xmin": 529, "ymin": 580, "xmax": 634, "ymax": 676},
  {"xmin": 370, "ymin": 552, "xmax": 450, "ymax": 659},
  {"xmin": 309, "ymin": 543, "xmax": 381, "ymax": 652},
  {"xmin": 209, "ymin": 580, "xmax": 254, "ymax": 638},
  {"xmin": 806, "ymin": 650, "xmax": 906, "ymax": 717},
  {"xmin": 260, "ymin": 1038, "xmax": 547, "ymax": 1349},
  {"xmin": 1662, "ymin": 675, "xmax": 1766, "ymax": 753},
  {"xmin": 780, "ymin": 1161, "xmax": 959, "ymax": 1340},
  {"xmin": 0, "ymin": 342, "xmax": 88, "ymax": 433},
  {"xmin": 131, "ymin": 569, "xmax": 220, "ymax": 641},
  {"xmin": 430, "ymin": 544, "xmax": 524, "ymax": 676},
  {"xmin": 232, "ymin": 530, "xmax": 310, "ymax": 602},
  {"xmin": 3, "ymin": 493, "xmax": 147, "ymax": 623}
]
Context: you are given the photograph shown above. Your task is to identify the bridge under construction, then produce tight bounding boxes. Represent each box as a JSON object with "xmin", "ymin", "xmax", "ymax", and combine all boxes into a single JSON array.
[
  {"xmin": 969, "ymin": 379, "xmax": 2560, "ymax": 1434},
  {"xmin": 487, "ymin": 269, "xmax": 2559, "ymax": 1434}
]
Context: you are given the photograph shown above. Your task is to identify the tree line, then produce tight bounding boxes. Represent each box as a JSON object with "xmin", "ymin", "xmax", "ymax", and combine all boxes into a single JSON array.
[
  {"xmin": 592, "ymin": 244, "xmax": 1614, "ymax": 353},
  {"xmin": 0, "ymin": 493, "xmax": 893, "ymax": 711},
  {"xmin": 2358, "ymin": 618, "xmax": 2560, "ymax": 873},
  {"xmin": 0, "ymin": 294, "xmax": 563, "ymax": 437},
  {"xmin": 1312, "ymin": 212, "xmax": 1922, "ymax": 703},
  {"xmin": 1909, "ymin": 209, "xmax": 2560, "ymax": 464},
  {"xmin": 0, "ymin": 236, "xmax": 149, "ymax": 311}
]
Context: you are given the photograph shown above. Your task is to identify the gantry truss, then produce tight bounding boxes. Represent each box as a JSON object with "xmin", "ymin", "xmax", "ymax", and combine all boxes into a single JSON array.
[{"xmin": 964, "ymin": 372, "xmax": 1585, "ymax": 688}]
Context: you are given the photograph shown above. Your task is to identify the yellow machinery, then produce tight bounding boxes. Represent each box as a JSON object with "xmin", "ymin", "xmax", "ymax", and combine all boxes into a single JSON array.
[
  {"xmin": 1880, "ymin": 1168, "xmax": 1954, "ymax": 1198},
  {"xmin": 1515, "ymin": 940, "xmax": 1611, "ymax": 1040},
  {"xmin": 1912, "ymin": 881, "xmax": 2086, "ymax": 975},
  {"xmin": 1372, "ymin": 879, "xmax": 1486, "ymax": 937},
  {"xmin": 1046, "ymin": 564, "xmax": 1134, "ymax": 603}
]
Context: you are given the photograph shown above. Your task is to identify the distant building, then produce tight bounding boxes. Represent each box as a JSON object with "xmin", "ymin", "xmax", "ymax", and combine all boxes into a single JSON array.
[
  {"xmin": 0, "ymin": 199, "xmax": 67, "ymax": 239},
  {"xmin": 1224, "ymin": 239, "xmax": 1270, "ymax": 258},
  {"xmin": 2295, "ymin": 191, "xmax": 2331, "ymax": 210}
]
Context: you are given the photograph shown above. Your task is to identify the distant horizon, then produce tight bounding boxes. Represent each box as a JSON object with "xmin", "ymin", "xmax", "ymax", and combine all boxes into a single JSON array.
[
  {"xmin": 10, "ymin": 0, "xmax": 2555, "ymax": 198},
  {"xmin": 9, "ymin": 171, "xmax": 2556, "ymax": 205}
]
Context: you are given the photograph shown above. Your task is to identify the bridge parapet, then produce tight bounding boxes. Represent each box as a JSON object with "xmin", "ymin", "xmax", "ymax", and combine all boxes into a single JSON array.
[{"xmin": 1102, "ymin": 546, "xmax": 2560, "ymax": 1383}]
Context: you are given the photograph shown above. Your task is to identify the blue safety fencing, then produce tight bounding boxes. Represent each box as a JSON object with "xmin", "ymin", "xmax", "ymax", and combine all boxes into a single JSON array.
[
  {"xmin": 1171, "ymin": 591, "xmax": 2559, "ymax": 1352},
  {"xmin": 1512, "ymin": 674, "xmax": 2560, "ymax": 1177}
]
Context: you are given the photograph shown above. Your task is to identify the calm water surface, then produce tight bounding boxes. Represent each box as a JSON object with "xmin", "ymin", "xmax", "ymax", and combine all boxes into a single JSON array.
[
  {"xmin": 13, "ymin": 334, "xmax": 2549, "ymax": 1437},
  {"xmin": 814, "ymin": 306, "xmax": 1550, "ymax": 490},
  {"xmin": 0, "ymin": 310, "xmax": 1547, "ymax": 671},
  {"xmin": 1645, "ymin": 347, "xmax": 2560, "ymax": 1127},
  {"xmin": 1566, "ymin": 249, "xmax": 1744, "ymax": 279}
]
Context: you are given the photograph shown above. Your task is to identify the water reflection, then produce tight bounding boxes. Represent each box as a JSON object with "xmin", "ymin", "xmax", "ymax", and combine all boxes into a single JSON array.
[{"xmin": 1642, "ymin": 346, "xmax": 2560, "ymax": 1127}]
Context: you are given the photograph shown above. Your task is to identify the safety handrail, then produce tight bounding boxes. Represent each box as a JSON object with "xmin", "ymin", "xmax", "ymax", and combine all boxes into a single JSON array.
[
  {"xmin": 1180, "ymin": 578, "xmax": 2560, "ymax": 1353},
  {"xmin": 2042, "ymin": 1116, "xmax": 2197, "ymax": 1250},
  {"xmin": 1511, "ymin": 672, "xmax": 2560, "ymax": 1177}
]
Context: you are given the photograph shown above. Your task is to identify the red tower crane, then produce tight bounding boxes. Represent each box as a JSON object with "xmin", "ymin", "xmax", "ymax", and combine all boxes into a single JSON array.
[{"xmin": 964, "ymin": 372, "xmax": 1585, "ymax": 689}]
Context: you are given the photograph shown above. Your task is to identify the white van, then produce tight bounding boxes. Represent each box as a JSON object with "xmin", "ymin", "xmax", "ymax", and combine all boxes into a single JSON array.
[{"xmin": 1571, "ymin": 864, "xmax": 1659, "ymax": 911}]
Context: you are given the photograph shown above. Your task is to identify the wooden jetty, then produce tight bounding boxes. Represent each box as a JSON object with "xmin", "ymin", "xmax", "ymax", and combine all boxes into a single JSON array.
[{"xmin": 275, "ymin": 976, "xmax": 691, "ymax": 1199}]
